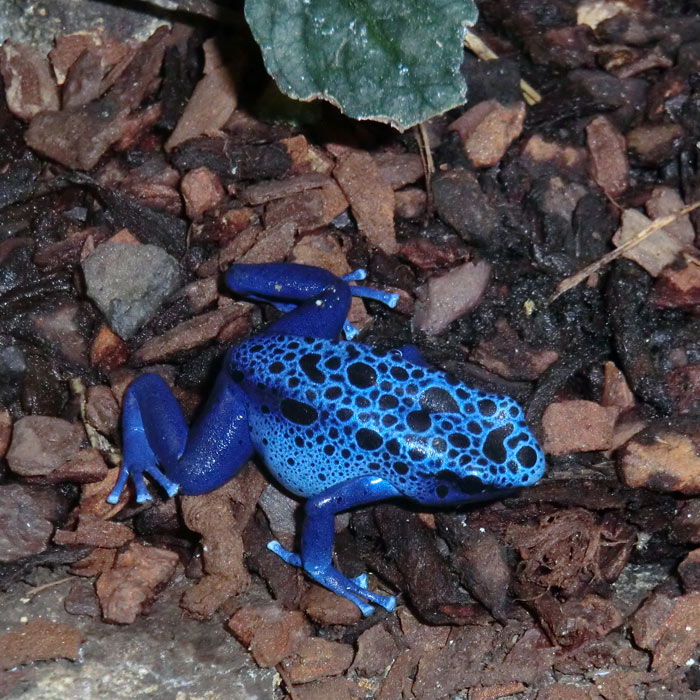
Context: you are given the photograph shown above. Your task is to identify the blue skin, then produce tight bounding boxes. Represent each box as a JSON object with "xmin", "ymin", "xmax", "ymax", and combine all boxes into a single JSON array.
[{"xmin": 108, "ymin": 263, "xmax": 546, "ymax": 616}]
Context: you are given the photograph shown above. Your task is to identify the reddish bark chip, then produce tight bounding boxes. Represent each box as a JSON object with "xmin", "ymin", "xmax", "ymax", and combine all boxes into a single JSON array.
[
  {"xmin": 631, "ymin": 589, "xmax": 700, "ymax": 675},
  {"xmin": 133, "ymin": 303, "xmax": 251, "ymax": 364},
  {"xmin": 542, "ymin": 400, "xmax": 619, "ymax": 455},
  {"xmin": 0, "ymin": 408, "xmax": 11, "ymax": 461},
  {"xmin": 373, "ymin": 151, "xmax": 425, "ymax": 189},
  {"xmin": 280, "ymin": 637, "xmax": 354, "ymax": 684},
  {"xmin": 49, "ymin": 28, "xmax": 129, "ymax": 84},
  {"xmin": 448, "ymin": 100, "xmax": 526, "ymax": 168},
  {"xmin": 521, "ymin": 135, "xmax": 588, "ymax": 178},
  {"xmin": 228, "ymin": 603, "xmax": 311, "ymax": 667},
  {"xmin": 678, "ymin": 549, "xmax": 700, "ymax": 592},
  {"xmin": 333, "ymin": 150, "xmax": 398, "ymax": 254},
  {"xmin": 585, "ymin": 115, "xmax": 629, "ymax": 198},
  {"xmin": 626, "ymin": 122, "xmax": 685, "ymax": 165},
  {"xmin": 165, "ymin": 64, "xmax": 238, "ymax": 151},
  {"xmin": 181, "ymin": 167, "xmax": 226, "ymax": 220},
  {"xmin": 48, "ymin": 448, "xmax": 110, "ymax": 484},
  {"xmin": 0, "ymin": 618, "xmax": 83, "ymax": 671},
  {"xmin": 618, "ymin": 426, "xmax": 700, "ymax": 494},
  {"xmin": 291, "ymin": 677, "xmax": 368, "ymax": 700},
  {"xmin": 0, "ymin": 40, "xmax": 59, "ymax": 120},
  {"xmin": 413, "ymin": 260, "xmax": 491, "ymax": 335},
  {"xmin": 6, "ymin": 416, "xmax": 86, "ymax": 477},
  {"xmin": 243, "ymin": 173, "xmax": 331, "ymax": 206},
  {"xmin": 300, "ymin": 584, "xmax": 362, "ymax": 626},
  {"xmin": 352, "ymin": 623, "xmax": 399, "ymax": 677},
  {"xmin": 239, "ymin": 221, "xmax": 297, "ymax": 264},
  {"xmin": 652, "ymin": 262, "xmax": 700, "ymax": 312},
  {"xmin": 264, "ymin": 182, "xmax": 348, "ymax": 232},
  {"xmin": 54, "ymin": 513, "xmax": 134, "ymax": 548},
  {"xmin": 85, "ymin": 385, "xmax": 120, "ymax": 437},
  {"xmin": 601, "ymin": 361, "xmax": 636, "ymax": 410},
  {"xmin": 90, "ymin": 324, "xmax": 129, "ymax": 371},
  {"xmin": 96, "ymin": 541, "xmax": 179, "ymax": 624},
  {"xmin": 0, "ymin": 484, "xmax": 57, "ymax": 562}
]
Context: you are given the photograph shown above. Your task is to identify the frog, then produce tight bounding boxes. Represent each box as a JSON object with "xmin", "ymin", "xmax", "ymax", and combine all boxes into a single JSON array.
[{"xmin": 107, "ymin": 262, "xmax": 546, "ymax": 616}]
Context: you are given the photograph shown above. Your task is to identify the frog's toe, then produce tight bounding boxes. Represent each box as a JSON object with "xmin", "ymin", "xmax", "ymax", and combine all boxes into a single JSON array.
[
  {"xmin": 350, "ymin": 573, "xmax": 368, "ymax": 589},
  {"xmin": 267, "ymin": 540, "xmax": 302, "ymax": 568},
  {"xmin": 107, "ymin": 464, "xmax": 179, "ymax": 504}
]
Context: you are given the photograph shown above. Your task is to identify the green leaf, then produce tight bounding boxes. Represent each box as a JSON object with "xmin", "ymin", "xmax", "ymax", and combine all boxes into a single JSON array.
[{"xmin": 245, "ymin": 0, "xmax": 478, "ymax": 131}]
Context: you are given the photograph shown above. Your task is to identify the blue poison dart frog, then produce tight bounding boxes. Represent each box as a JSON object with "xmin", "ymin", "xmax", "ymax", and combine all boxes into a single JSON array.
[{"xmin": 107, "ymin": 263, "xmax": 546, "ymax": 616}]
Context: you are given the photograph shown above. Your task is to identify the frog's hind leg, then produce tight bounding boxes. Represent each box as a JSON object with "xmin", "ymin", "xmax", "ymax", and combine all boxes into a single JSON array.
[
  {"xmin": 108, "ymin": 370, "xmax": 254, "ymax": 503},
  {"xmin": 268, "ymin": 475, "xmax": 402, "ymax": 616}
]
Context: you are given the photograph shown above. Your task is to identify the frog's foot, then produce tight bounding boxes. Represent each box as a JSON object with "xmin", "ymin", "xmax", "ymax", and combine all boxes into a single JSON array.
[
  {"xmin": 107, "ymin": 462, "xmax": 180, "ymax": 504},
  {"xmin": 267, "ymin": 540, "xmax": 396, "ymax": 616}
]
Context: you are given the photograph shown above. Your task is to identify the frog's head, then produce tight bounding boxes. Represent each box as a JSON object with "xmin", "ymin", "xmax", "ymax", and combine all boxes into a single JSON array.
[{"xmin": 419, "ymin": 393, "xmax": 545, "ymax": 504}]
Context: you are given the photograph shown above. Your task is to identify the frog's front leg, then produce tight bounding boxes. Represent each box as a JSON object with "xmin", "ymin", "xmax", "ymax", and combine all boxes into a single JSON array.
[
  {"xmin": 108, "ymin": 367, "xmax": 254, "ymax": 503},
  {"xmin": 268, "ymin": 476, "xmax": 402, "ymax": 616},
  {"xmin": 226, "ymin": 263, "xmax": 398, "ymax": 340}
]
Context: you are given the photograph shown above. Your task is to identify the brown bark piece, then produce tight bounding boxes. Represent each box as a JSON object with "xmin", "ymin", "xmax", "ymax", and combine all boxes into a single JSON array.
[
  {"xmin": 0, "ymin": 408, "xmax": 11, "ymax": 461},
  {"xmin": 181, "ymin": 167, "xmax": 226, "ymax": 220},
  {"xmin": 449, "ymin": 100, "xmax": 526, "ymax": 168},
  {"xmin": 413, "ymin": 260, "xmax": 491, "ymax": 335},
  {"xmin": 48, "ymin": 448, "xmax": 110, "ymax": 484},
  {"xmin": 70, "ymin": 548, "xmax": 117, "ymax": 578},
  {"xmin": 180, "ymin": 465, "xmax": 268, "ymax": 619},
  {"xmin": 619, "ymin": 427, "xmax": 700, "ymax": 494},
  {"xmin": 54, "ymin": 513, "xmax": 134, "ymax": 548},
  {"xmin": 521, "ymin": 135, "xmax": 588, "ymax": 178},
  {"xmin": 586, "ymin": 115, "xmax": 629, "ymax": 198},
  {"xmin": 0, "ymin": 618, "xmax": 83, "ymax": 671},
  {"xmin": 96, "ymin": 541, "xmax": 179, "ymax": 624},
  {"xmin": 166, "ymin": 64, "xmax": 237, "ymax": 151},
  {"xmin": 133, "ymin": 302, "xmax": 251, "ymax": 364},
  {"xmin": 292, "ymin": 677, "xmax": 368, "ymax": 700},
  {"xmin": 0, "ymin": 484, "xmax": 57, "ymax": 562},
  {"xmin": 645, "ymin": 186, "xmax": 696, "ymax": 245},
  {"xmin": 0, "ymin": 41, "xmax": 59, "ymax": 120},
  {"xmin": 85, "ymin": 385, "xmax": 120, "ymax": 437},
  {"xmin": 631, "ymin": 589, "xmax": 700, "ymax": 675},
  {"xmin": 239, "ymin": 221, "xmax": 297, "ymax": 264},
  {"xmin": 264, "ymin": 183, "xmax": 348, "ymax": 232},
  {"xmin": 228, "ymin": 603, "xmax": 311, "ymax": 667},
  {"xmin": 280, "ymin": 637, "xmax": 354, "ymax": 684},
  {"xmin": 469, "ymin": 683, "xmax": 527, "ymax": 700},
  {"xmin": 6, "ymin": 416, "xmax": 86, "ymax": 477},
  {"xmin": 626, "ymin": 122, "xmax": 685, "ymax": 165},
  {"xmin": 678, "ymin": 548, "xmax": 700, "ymax": 592},
  {"xmin": 373, "ymin": 151, "xmax": 425, "ymax": 189},
  {"xmin": 652, "ymin": 261, "xmax": 700, "ymax": 311},
  {"xmin": 612, "ymin": 208, "xmax": 692, "ymax": 277},
  {"xmin": 49, "ymin": 29, "xmax": 129, "ymax": 85},
  {"xmin": 300, "ymin": 584, "xmax": 362, "ymax": 625},
  {"xmin": 351, "ymin": 623, "xmax": 399, "ymax": 677},
  {"xmin": 542, "ymin": 400, "xmax": 619, "ymax": 455},
  {"xmin": 334, "ymin": 151, "xmax": 398, "ymax": 254},
  {"xmin": 601, "ymin": 361, "xmax": 636, "ymax": 410},
  {"xmin": 243, "ymin": 173, "xmax": 331, "ymax": 205},
  {"xmin": 91, "ymin": 324, "xmax": 129, "ymax": 371}
]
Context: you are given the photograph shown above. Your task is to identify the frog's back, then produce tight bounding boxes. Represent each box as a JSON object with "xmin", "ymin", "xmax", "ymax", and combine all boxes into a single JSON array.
[{"xmin": 227, "ymin": 335, "xmax": 543, "ymax": 502}]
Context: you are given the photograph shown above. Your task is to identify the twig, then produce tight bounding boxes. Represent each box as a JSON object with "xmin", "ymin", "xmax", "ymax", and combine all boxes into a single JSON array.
[
  {"xmin": 550, "ymin": 201, "xmax": 700, "ymax": 302},
  {"xmin": 464, "ymin": 29, "xmax": 542, "ymax": 105},
  {"xmin": 27, "ymin": 576, "xmax": 74, "ymax": 598},
  {"xmin": 415, "ymin": 122, "xmax": 435, "ymax": 220}
]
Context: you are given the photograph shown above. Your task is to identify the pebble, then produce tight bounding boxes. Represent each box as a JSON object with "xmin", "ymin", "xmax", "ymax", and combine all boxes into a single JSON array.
[
  {"xmin": 82, "ymin": 241, "xmax": 182, "ymax": 339},
  {"xmin": 6, "ymin": 415, "xmax": 86, "ymax": 477}
]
